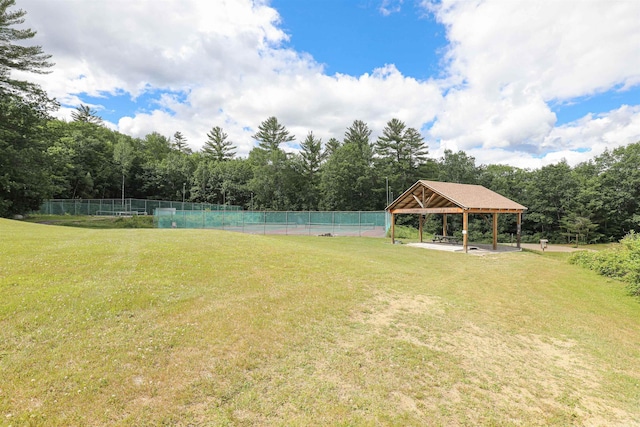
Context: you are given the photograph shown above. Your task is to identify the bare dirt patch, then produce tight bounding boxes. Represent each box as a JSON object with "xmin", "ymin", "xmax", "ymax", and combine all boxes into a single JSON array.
[{"xmin": 341, "ymin": 291, "xmax": 639, "ymax": 426}]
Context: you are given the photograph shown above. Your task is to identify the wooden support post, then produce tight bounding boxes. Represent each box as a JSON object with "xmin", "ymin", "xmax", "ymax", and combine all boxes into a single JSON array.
[
  {"xmin": 492, "ymin": 213, "xmax": 498, "ymax": 251},
  {"xmin": 517, "ymin": 212, "xmax": 522, "ymax": 249},
  {"xmin": 391, "ymin": 213, "xmax": 396, "ymax": 244},
  {"xmin": 463, "ymin": 211, "xmax": 468, "ymax": 253},
  {"xmin": 419, "ymin": 214, "xmax": 424, "ymax": 243},
  {"xmin": 443, "ymin": 214, "xmax": 448, "ymax": 237}
]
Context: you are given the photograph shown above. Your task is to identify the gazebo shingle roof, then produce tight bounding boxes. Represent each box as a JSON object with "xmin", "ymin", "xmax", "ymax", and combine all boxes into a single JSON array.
[
  {"xmin": 387, "ymin": 180, "xmax": 527, "ymax": 213},
  {"xmin": 386, "ymin": 180, "xmax": 526, "ymax": 252}
]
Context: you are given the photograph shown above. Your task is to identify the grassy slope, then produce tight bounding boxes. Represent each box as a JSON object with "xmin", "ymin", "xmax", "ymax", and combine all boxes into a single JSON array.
[{"xmin": 1, "ymin": 219, "xmax": 639, "ymax": 426}]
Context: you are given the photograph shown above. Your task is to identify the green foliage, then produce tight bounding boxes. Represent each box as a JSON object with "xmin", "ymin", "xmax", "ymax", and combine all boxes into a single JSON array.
[
  {"xmin": 320, "ymin": 120, "xmax": 378, "ymax": 211},
  {"xmin": 570, "ymin": 232, "xmax": 640, "ymax": 296},
  {"xmin": 560, "ymin": 213, "xmax": 600, "ymax": 246},
  {"xmin": 437, "ymin": 149, "xmax": 478, "ymax": 184},
  {"xmin": 521, "ymin": 160, "xmax": 579, "ymax": 239},
  {"xmin": 138, "ymin": 150, "xmax": 195, "ymax": 201},
  {"xmin": 172, "ymin": 131, "xmax": 191, "ymax": 154},
  {"xmin": 0, "ymin": 93, "xmax": 54, "ymax": 216},
  {"xmin": 203, "ymin": 126, "xmax": 236, "ymax": 161},
  {"xmin": 70, "ymin": 104, "xmax": 103, "ymax": 125},
  {"xmin": 323, "ymin": 137, "xmax": 341, "ymax": 157},
  {"xmin": 0, "ymin": 0, "xmax": 54, "ymax": 99},
  {"xmin": 298, "ymin": 131, "xmax": 325, "ymax": 210},
  {"xmin": 387, "ymin": 224, "xmax": 420, "ymax": 240},
  {"xmin": 252, "ymin": 116, "xmax": 295, "ymax": 151},
  {"xmin": 25, "ymin": 214, "xmax": 153, "ymax": 228},
  {"xmin": 112, "ymin": 215, "xmax": 154, "ymax": 228},
  {"xmin": 374, "ymin": 118, "xmax": 428, "ymax": 198},
  {"xmin": 249, "ymin": 117, "xmax": 296, "ymax": 210},
  {"xmin": 191, "ymin": 157, "xmax": 252, "ymax": 206},
  {"xmin": 45, "ymin": 120, "xmax": 121, "ymax": 199}
]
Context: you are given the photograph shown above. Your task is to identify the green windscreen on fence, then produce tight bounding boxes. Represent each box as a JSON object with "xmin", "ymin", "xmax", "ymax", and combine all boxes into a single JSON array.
[
  {"xmin": 38, "ymin": 199, "xmax": 241, "ymax": 216},
  {"xmin": 154, "ymin": 210, "xmax": 389, "ymax": 237}
]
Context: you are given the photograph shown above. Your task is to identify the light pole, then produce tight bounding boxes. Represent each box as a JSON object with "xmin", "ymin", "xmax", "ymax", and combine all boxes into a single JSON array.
[
  {"xmin": 182, "ymin": 182, "xmax": 186, "ymax": 210},
  {"xmin": 386, "ymin": 177, "xmax": 389, "ymax": 206}
]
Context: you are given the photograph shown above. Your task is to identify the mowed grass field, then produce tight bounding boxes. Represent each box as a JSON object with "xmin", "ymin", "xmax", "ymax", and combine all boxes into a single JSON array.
[{"xmin": 1, "ymin": 219, "xmax": 640, "ymax": 426}]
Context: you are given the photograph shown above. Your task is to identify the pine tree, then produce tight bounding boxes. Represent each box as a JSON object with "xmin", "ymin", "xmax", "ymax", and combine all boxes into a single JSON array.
[
  {"xmin": 248, "ymin": 117, "xmax": 295, "ymax": 210},
  {"xmin": 375, "ymin": 118, "xmax": 428, "ymax": 192},
  {"xmin": 300, "ymin": 131, "xmax": 325, "ymax": 177},
  {"xmin": 203, "ymin": 126, "xmax": 236, "ymax": 161},
  {"xmin": 0, "ymin": 0, "xmax": 54, "ymax": 98},
  {"xmin": 252, "ymin": 116, "xmax": 294, "ymax": 152},
  {"xmin": 71, "ymin": 104, "xmax": 103, "ymax": 125},
  {"xmin": 172, "ymin": 131, "xmax": 191, "ymax": 154},
  {"xmin": 323, "ymin": 137, "xmax": 341, "ymax": 158}
]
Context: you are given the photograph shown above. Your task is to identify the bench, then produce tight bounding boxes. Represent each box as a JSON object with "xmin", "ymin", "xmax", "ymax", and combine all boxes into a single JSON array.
[{"xmin": 432, "ymin": 235, "xmax": 459, "ymax": 244}]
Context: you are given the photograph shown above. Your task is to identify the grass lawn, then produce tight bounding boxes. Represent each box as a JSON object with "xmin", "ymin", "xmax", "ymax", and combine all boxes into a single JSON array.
[
  {"xmin": 1, "ymin": 218, "xmax": 639, "ymax": 426},
  {"xmin": 23, "ymin": 214, "xmax": 154, "ymax": 229}
]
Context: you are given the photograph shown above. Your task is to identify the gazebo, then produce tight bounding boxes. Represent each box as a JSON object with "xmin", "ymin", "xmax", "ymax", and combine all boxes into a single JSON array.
[{"xmin": 386, "ymin": 180, "xmax": 527, "ymax": 253}]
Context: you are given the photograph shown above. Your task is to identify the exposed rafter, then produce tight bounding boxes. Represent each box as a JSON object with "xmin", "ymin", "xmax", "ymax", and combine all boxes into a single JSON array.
[{"xmin": 386, "ymin": 180, "xmax": 527, "ymax": 252}]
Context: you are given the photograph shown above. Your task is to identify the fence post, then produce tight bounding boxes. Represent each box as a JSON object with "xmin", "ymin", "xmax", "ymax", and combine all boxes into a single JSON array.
[{"xmin": 332, "ymin": 212, "xmax": 335, "ymax": 235}]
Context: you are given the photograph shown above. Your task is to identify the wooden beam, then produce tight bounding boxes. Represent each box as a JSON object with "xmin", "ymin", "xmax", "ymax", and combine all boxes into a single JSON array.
[
  {"xmin": 419, "ymin": 214, "xmax": 423, "ymax": 243},
  {"xmin": 463, "ymin": 211, "xmax": 468, "ymax": 253},
  {"xmin": 465, "ymin": 208, "xmax": 526, "ymax": 214},
  {"xmin": 391, "ymin": 213, "xmax": 396, "ymax": 244},
  {"xmin": 492, "ymin": 213, "xmax": 498, "ymax": 250},
  {"xmin": 412, "ymin": 194, "xmax": 424, "ymax": 208},
  {"xmin": 391, "ymin": 207, "xmax": 464, "ymax": 214},
  {"xmin": 517, "ymin": 212, "xmax": 522, "ymax": 249},
  {"xmin": 443, "ymin": 214, "xmax": 447, "ymax": 237},
  {"xmin": 425, "ymin": 192, "xmax": 436, "ymax": 208}
]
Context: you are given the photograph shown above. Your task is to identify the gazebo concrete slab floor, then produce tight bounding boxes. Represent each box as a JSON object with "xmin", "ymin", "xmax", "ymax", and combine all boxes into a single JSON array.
[{"xmin": 406, "ymin": 242, "xmax": 522, "ymax": 255}]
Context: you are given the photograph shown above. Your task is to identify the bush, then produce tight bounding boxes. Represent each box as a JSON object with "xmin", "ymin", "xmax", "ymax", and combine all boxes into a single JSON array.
[
  {"xmin": 387, "ymin": 225, "xmax": 420, "ymax": 240},
  {"xmin": 569, "ymin": 232, "xmax": 640, "ymax": 296},
  {"xmin": 113, "ymin": 216, "xmax": 154, "ymax": 228}
]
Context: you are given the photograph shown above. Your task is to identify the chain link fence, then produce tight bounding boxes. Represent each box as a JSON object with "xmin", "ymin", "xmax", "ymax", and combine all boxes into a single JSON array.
[
  {"xmin": 154, "ymin": 210, "xmax": 389, "ymax": 237},
  {"xmin": 38, "ymin": 199, "xmax": 241, "ymax": 216}
]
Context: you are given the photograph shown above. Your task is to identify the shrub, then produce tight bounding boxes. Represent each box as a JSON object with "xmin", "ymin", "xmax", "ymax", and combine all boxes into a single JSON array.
[
  {"xmin": 569, "ymin": 232, "xmax": 640, "ymax": 296},
  {"xmin": 387, "ymin": 225, "xmax": 420, "ymax": 240},
  {"xmin": 114, "ymin": 216, "xmax": 154, "ymax": 228}
]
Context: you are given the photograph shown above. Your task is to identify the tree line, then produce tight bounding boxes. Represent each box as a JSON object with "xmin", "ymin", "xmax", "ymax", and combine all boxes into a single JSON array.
[
  {"xmin": 1, "ymin": 0, "xmax": 639, "ymax": 243},
  {"xmin": 4, "ymin": 102, "xmax": 640, "ymax": 243}
]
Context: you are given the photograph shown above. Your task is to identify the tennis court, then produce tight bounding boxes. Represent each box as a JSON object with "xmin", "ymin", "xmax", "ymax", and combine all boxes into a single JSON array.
[{"xmin": 154, "ymin": 210, "xmax": 388, "ymax": 237}]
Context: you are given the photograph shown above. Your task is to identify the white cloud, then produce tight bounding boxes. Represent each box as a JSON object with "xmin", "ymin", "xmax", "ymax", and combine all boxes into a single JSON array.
[
  {"xmin": 21, "ymin": 0, "xmax": 443, "ymax": 155},
  {"xmin": 457, "ymin": 105, "xmax": 640, "ymax": 169},
  {"xmin": 424, "ymin": 0, "xmax": 640, "ymax": 166},
  {"xmin": 427, "ymin": 0, "xmax": 640, "ymax": 99},
  {"xmin": 16, "ymin": 0, "xmax": 640, "ymax": 169},
  {"xmin": 379, "ymin": 0, "xmax": 404, "ymax": 16}
]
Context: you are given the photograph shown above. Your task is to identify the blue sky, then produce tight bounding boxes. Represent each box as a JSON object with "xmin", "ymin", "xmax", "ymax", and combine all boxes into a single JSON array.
[
  {"xmin": 19, "ymin": 0, "xmax": 640, "ymax": 168},
  {"xmin": 272, "ymin": 0, "xmax": 640, "ymax": 128},
  {"xmin": 272, "ymin": 0, "xmax": 447, "ymax": 80}
]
